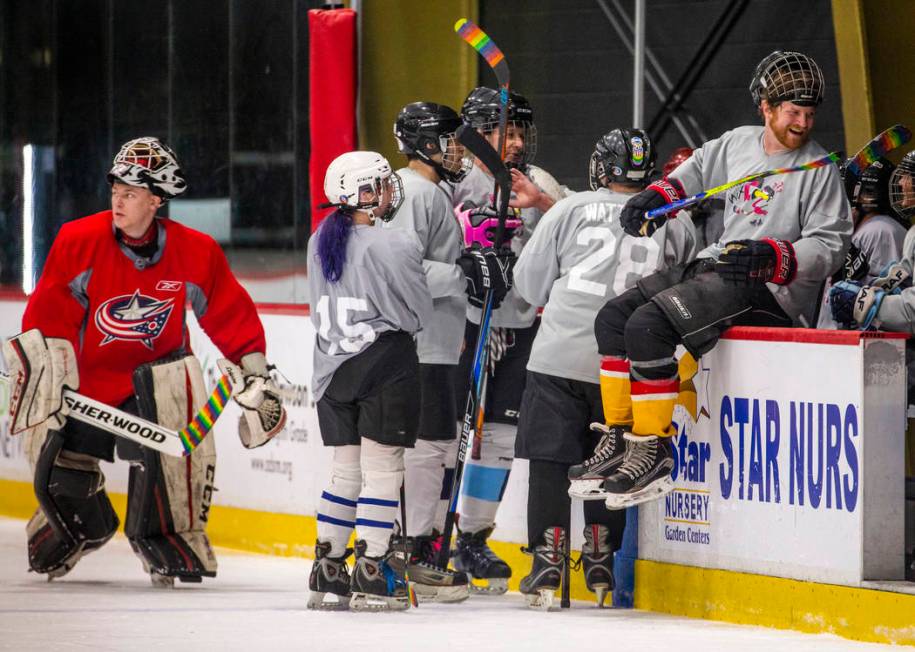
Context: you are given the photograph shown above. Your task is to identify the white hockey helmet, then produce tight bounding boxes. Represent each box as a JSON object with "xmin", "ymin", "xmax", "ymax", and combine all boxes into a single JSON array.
[
  {"xmin": 107, "ymin": 137, "xmax": 187, "ymax": 200},
  {"xmin": 323, "ymin": 151, "xmax": 404, "ymax": 222}
]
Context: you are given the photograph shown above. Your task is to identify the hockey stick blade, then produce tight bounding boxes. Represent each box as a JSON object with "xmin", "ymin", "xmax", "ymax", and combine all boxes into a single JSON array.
[
  {"xmin": 845, "ymin": 123, "xmax": 911, "ymax": 177},
  {"xmin": 454, "ymin": 18, "xmax": 509, "ymax": 88},
  {"xmin": 644, "ymin": 151, "xmax": 843, "ymax": 223},
  {"xmin": 456, "ymin": 124, "xmax": 512, "ymax": 245},
  {"xmin": 0, "ymin": 370, "xmax": 232, "ymax": 457}
]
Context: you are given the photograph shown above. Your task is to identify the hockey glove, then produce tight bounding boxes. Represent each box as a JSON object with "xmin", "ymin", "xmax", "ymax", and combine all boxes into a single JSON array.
[
  {"xmin": 872, "ymin": 261, "xmax": 910, "ymax": 293},
  {"xmin": 457, "ymin": 203, "xmax": 522, "ymax": 248},
  {"xmin": 619, "ymin": 178, "xmax": 685, "ymax": 238},
  {"xmin": 217, "ymin": 352, "xmax": 287, "ymax": 448},
  {"xmin": 456, "ymin": 246, "xmax": 514, "ymax": 309},
  {"xmin": 2, "ymin": 329, "xmax": 78, "ymax": 434},
  {"xmin": 831, "ymin": 243, "xmax": 869, "ymax": 284},
  {"xmin": 715, "ymin": 238, "xmax": 797, "ymax": 287},
  {"xmin": 829, "ymin": 281, "xmax": 886, "ymax": 330}
]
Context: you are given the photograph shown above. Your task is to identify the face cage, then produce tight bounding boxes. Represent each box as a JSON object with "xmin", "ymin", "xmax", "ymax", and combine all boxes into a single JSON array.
[
  {"xmin": 438, "ymin": 133, "xmax": 472, "ymax": 182},
  {"xmin": 355, "ymin": 172, "xmax": 404, "ymax": 222},
  {"xmin": 759, "ymin": 52, "xmax": 824, "ymax": 106},
  {"xmin": 588, "ymin": 152, "xmax": 605, "ymax": 191},
  {"xmin": 473, "ymin": 120, "xmax": 537, "ymax": 168},
  {"xmin": 890, "ymin": 167, "xmax": 915, "ymax": 221}
]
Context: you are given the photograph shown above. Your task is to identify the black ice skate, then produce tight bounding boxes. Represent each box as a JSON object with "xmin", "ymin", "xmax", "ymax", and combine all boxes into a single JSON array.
[
  {"xmin": 581, "ymin": 524, "xmax": 614, "ymax": 608},
  {"xmin": 307, "ymin": 541, "xmax": 352, "ymax": 611},
  {"xmin": 567, "ymin": 424, "xmax": 627, "ymax": 500},
  {"xmin": 349, "ymin": 539, "xmax": 411, "ymax": 612},
  {"xmin": 452, "ymin": 526, "xmax": 511, "ymax": 595},
  {"xmin": 603, "ymin": 434, "xmax": 675, "ymax": 510},
  {"xmin": 407, "ymin": 533, "xmax": 470, "ymax": 604},
  {"xmin": 519, "ymin": 527, "xmax": 566, "ymax": 611}
]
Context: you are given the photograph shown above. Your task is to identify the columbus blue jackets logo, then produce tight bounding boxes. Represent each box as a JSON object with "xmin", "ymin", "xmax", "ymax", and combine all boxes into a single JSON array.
[{"xmin": 94, "ymin": 289, "xmax": 175, "ymax": 349}]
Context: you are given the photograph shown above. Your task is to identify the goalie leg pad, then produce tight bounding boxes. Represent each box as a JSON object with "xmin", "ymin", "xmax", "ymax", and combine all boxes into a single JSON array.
[
  {"xmin": 3, "ymin": 329, "xmax": 79, "ymax": 434},
  {"xmin": 28, "ymin": 429, "xmax": 118, "ymax": 576},
  {"xmin": 123, "ymin": 354, "xmax": 217, "ymax": 580}
]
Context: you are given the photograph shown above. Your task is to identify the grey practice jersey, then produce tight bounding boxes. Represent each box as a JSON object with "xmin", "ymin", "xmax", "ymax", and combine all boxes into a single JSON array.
[
  {"xmin": 444, "ymin": 163, "xmax": 565, "ymax": 328},
  {"xmin": 872, "ymin": 225, "xmax": 915, "ymax": 332},
  {"xmin": 384, "ymin": 166, "xmax": 466, "ymax": 364},
  {"xmin": 514, "ymin": 188, "xmax": 696, "ymax": 384},
  {"xmin": 671, "ymin": 126, "xmax": 852, "ymax": 325},
  {"xmin": 307, "ymin": 222, "xmax": 433, "ymax": 402}
]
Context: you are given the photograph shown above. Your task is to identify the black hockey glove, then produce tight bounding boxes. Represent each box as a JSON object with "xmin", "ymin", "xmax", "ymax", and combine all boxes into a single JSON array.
[
  {"xmin": 456, "ymin": 246, "xmax": 515, "ymax": 309},
  {"xmin": 715, "ymin": 238, "xmax": 797, "ymax": 287},
  {"xmin": 619, "ymin": 178, "xmax": 685, "ymax": 238}
]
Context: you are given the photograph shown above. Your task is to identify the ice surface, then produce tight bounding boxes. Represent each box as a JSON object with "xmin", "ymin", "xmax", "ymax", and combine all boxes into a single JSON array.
[{"xmin": 0, "ymin": 517, "xmax": 892, "ymax": 651}]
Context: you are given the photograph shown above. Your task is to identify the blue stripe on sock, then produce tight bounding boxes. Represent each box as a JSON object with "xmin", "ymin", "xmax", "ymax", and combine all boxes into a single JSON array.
[
  {"xmin": 321, "ymin": 491, "xmax": 358, "ymax": 508},
  {"xmin": 317, "ymin": 513, "xmax": 356, "ymax": 528},
  {"xmin": 355, "ymin": 518, "xmax": 395, "ymax": 529},
  {"xmin": 461, "ymin": 464, "xmax": 510, "ymax": 502},
  {"xmin": 357, "ymin": 496, "xmax": 399, "ymax": 508}
]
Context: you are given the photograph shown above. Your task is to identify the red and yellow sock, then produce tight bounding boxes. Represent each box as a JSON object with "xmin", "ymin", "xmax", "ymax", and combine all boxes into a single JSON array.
[{"xmin": 599, "ymin": 356, "xmax": 633, "ymax": 428}]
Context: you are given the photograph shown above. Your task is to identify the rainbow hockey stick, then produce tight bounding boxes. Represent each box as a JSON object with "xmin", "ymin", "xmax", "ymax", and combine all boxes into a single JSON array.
[
  {"xmin": 644, "ymin": 151, "xmax": 843, "ymax": 225},
  {"xmin": 1, "ymin": 371, "xmax": 232, "ymax": 457},
  {"xmin": 845, "ymin": 123, "xmax": 911, "ymax": 177}
]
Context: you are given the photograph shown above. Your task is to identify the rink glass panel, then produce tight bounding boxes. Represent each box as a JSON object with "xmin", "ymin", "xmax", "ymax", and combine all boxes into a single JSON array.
[{"xmin": 0, "ymin": 0, "xmax": 313, "ymax": 303}]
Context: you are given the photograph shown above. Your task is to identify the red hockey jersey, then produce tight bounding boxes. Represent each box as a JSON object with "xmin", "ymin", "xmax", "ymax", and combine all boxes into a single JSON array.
[{"xmin": 23, "ymin": 211, "xmax": 266, "ymax": 407}]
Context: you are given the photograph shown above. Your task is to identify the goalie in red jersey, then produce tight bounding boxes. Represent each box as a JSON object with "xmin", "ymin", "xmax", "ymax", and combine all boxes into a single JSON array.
[{"xmin": 2, "ymin": 137, "xmax": 286, "ymax": 585}]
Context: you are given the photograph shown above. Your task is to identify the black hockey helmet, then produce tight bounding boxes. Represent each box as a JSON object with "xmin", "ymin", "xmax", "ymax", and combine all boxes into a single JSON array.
[
  {"xmin": 393, "ymin": 102, "xmax": 470, "ymax": 183},
  {"xmin": 589, "ymin": 128, "xmax": 656, "ymax": 190},
  {"xmin": 843, "ymin": 157, "xmax": 895, "ymax": 217},
  {"xmin": 461, "ymin": 87, "xmax": 537, "ymax": 167},
  {"xmin": 890, "ymin": 150, "xmax": 915, "ymax": 222},
  {"xmin": 750, "ymin": 50, "xmax": 824, "ymax": 108}
]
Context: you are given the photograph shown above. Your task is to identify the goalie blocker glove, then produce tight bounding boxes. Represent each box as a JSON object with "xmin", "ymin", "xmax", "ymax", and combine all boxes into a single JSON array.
[
  {"xmin": 619, "ymin": 178, "xmax": 685, "ymax": 238},
  {"xmin": 716, "ymin": 238, "xmax": 797, "ymax": 287},
  {"xmin": 456, "ymin": 247, "xmax": 515, "ymax": 309}
]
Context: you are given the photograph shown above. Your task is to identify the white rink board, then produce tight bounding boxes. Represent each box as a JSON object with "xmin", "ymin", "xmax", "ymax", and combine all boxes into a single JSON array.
[
  {"xmin": 0, "ymin": 299, "xmax": 535, "ymax": 547},
  {"xmin": 639, "ymin": 332, "xmax": 906, "ymax": 586}
]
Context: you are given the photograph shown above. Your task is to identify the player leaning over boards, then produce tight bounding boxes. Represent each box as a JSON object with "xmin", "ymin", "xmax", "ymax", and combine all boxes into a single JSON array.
[
  {"xmin": 385, "ymin": 102, "xmax": 512, "ymax": 603},
  {"xmin": 512, "ymin": 128, "xmax": 696, "ymax": 609},
  {"xmin": 3, "ymin": 138, "xmax": 286, "ymax": 586},
  {"xmin": 591, "ymin": 50, "xmax": 851, "ymax": 511},
  {"xmin": 307, "ymin": 152, "xmax": 433, "ymax": 612},
  {"xmin": 445, "ymin": 87, "xmax": 565, "ymax": 594}
]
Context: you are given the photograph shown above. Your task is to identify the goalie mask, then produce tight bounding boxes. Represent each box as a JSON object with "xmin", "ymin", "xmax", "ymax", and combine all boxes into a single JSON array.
[
  {"xmin": 750, "ymin": 50, "xmax": 824, "ymax": 108},
  {"xmin": 890, "ymin": 151, "xmax": 915, "ymax": 222},
  {"xmin": 589, "ymin": 128, "xmax": 656, "ymax": 190},
  {"xmin": 461, "ymin": 87, "xmax": 538, "ymax": 169},
  {"xmin": 107, "ymin": 137, "xmax": 187, "ymax": 200},
  {"xmin": 393, "ymin": 102, "xmax": 471, "ymax": 183},
  {"xmin": 322, "ymin": 151, "xmax": 404, "ymax": 223}
]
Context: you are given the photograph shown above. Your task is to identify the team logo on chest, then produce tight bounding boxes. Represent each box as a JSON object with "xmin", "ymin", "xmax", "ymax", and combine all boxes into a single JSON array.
[{"xmin": 94, "ymin": 289, "xmax": 175, "ymax": 349}]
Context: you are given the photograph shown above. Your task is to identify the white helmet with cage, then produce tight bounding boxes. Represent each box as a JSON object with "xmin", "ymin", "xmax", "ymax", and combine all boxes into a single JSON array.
[
  {"xmin": 107, "ymin": 137, "xmax": 187, "ymax": 200},
  {"xmin": 323, "ymin": 151, "xmax": 404, "ymax": 222}
]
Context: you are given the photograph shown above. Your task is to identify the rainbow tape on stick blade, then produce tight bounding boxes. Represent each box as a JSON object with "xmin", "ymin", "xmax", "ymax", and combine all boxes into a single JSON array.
[
  {"xmin": 454, "ymin": 18, "xmax": 509, "ymax": 86},
  {"xmin": 178, "ymin": 374, "xmax": 233, "ymax": 455},
  {"xmin": 846, "ymin": 124, "xmax": 912, "ymax": 177}
]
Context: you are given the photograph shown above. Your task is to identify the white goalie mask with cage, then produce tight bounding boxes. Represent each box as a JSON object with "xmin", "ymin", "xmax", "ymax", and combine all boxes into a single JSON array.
[
  {"xmin": 890, "ymin": 151, "xmax": 915, "ymax": 222},
  {"xmin": 750, "ymin": 50, "xmax": 824, "ymax": 108},
  {"xmin": 323, "ymin": 151, "xmax": 404, "ymax": 223},
  {"xmin": 107, "ymin": 137, "xmax": 188, "ymax": 200}
]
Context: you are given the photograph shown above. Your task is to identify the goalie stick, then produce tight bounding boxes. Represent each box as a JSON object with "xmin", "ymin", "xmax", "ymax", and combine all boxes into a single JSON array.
[{"xmin": 0, "ymin": 370, "xmax": 232, "ymax": 458}]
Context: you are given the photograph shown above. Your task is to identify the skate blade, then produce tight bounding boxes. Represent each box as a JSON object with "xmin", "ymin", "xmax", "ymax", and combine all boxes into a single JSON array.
[
  {"xmin": 410, "ymin": 581, "xmax": 470, "ymax": 604},
  {"xmin": 149, "ymin": 572, "xmax": 175, "ymax": 588},
  {"xmin": 568, "ymin": 479, "xmax": 609, "ymax": 500},
  {"xmin": 525, "ymin": 588, "xmax": 556, "ymax": 611},
  {"xmin": 604, "ymin": 476, "xmax": 674, "ymax": 510},
  {"xmin": 468, "ymin": 577, "xmax": 509, "ymax": 595},
  {"xmin": 307, "ymin": 591, "xmax": 350, "ymax": 611},
  {"xmin": 350, "ymin": 592, "xmax": 410, "ymax": 612}
]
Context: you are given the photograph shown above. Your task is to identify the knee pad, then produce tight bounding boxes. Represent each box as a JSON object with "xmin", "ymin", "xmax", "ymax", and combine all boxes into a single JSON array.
[
  {"xmin": 124, "ymin": 354, "xmax": 217, "ymax": 579},
  {"xmin": 28, "ymin": 430, "xmax": 118, "ymax": 576},
  {"xmin": 362, "ymin": 439, "xmax": 404, "ymax": 496},
  {"xmin": 623, "ymin": 302, "xmax": 681, "ymax": 375}
]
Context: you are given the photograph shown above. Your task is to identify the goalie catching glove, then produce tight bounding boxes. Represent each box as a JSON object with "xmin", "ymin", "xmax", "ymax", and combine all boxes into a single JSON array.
[
  {"xmin": 619, "ymin": 178, "xmax": 685, "ymax": 237},
  {"xmin": 715, "ymin": 238, "xmax": 797, "ymax": 287},
  {"xmin": 828, "ymin": 262, "xmax": 910, "ymax": 329},
  {"xmin": 456, "ymin": 246, "xmax": 515, "ymax": 309},
  {"xmin": 217, "ymin": 352, "xmax": 287, "ymax": 448},
  {"xmin": 2, "ymin": 329, "xmax": 78, "ymax": 435}
]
